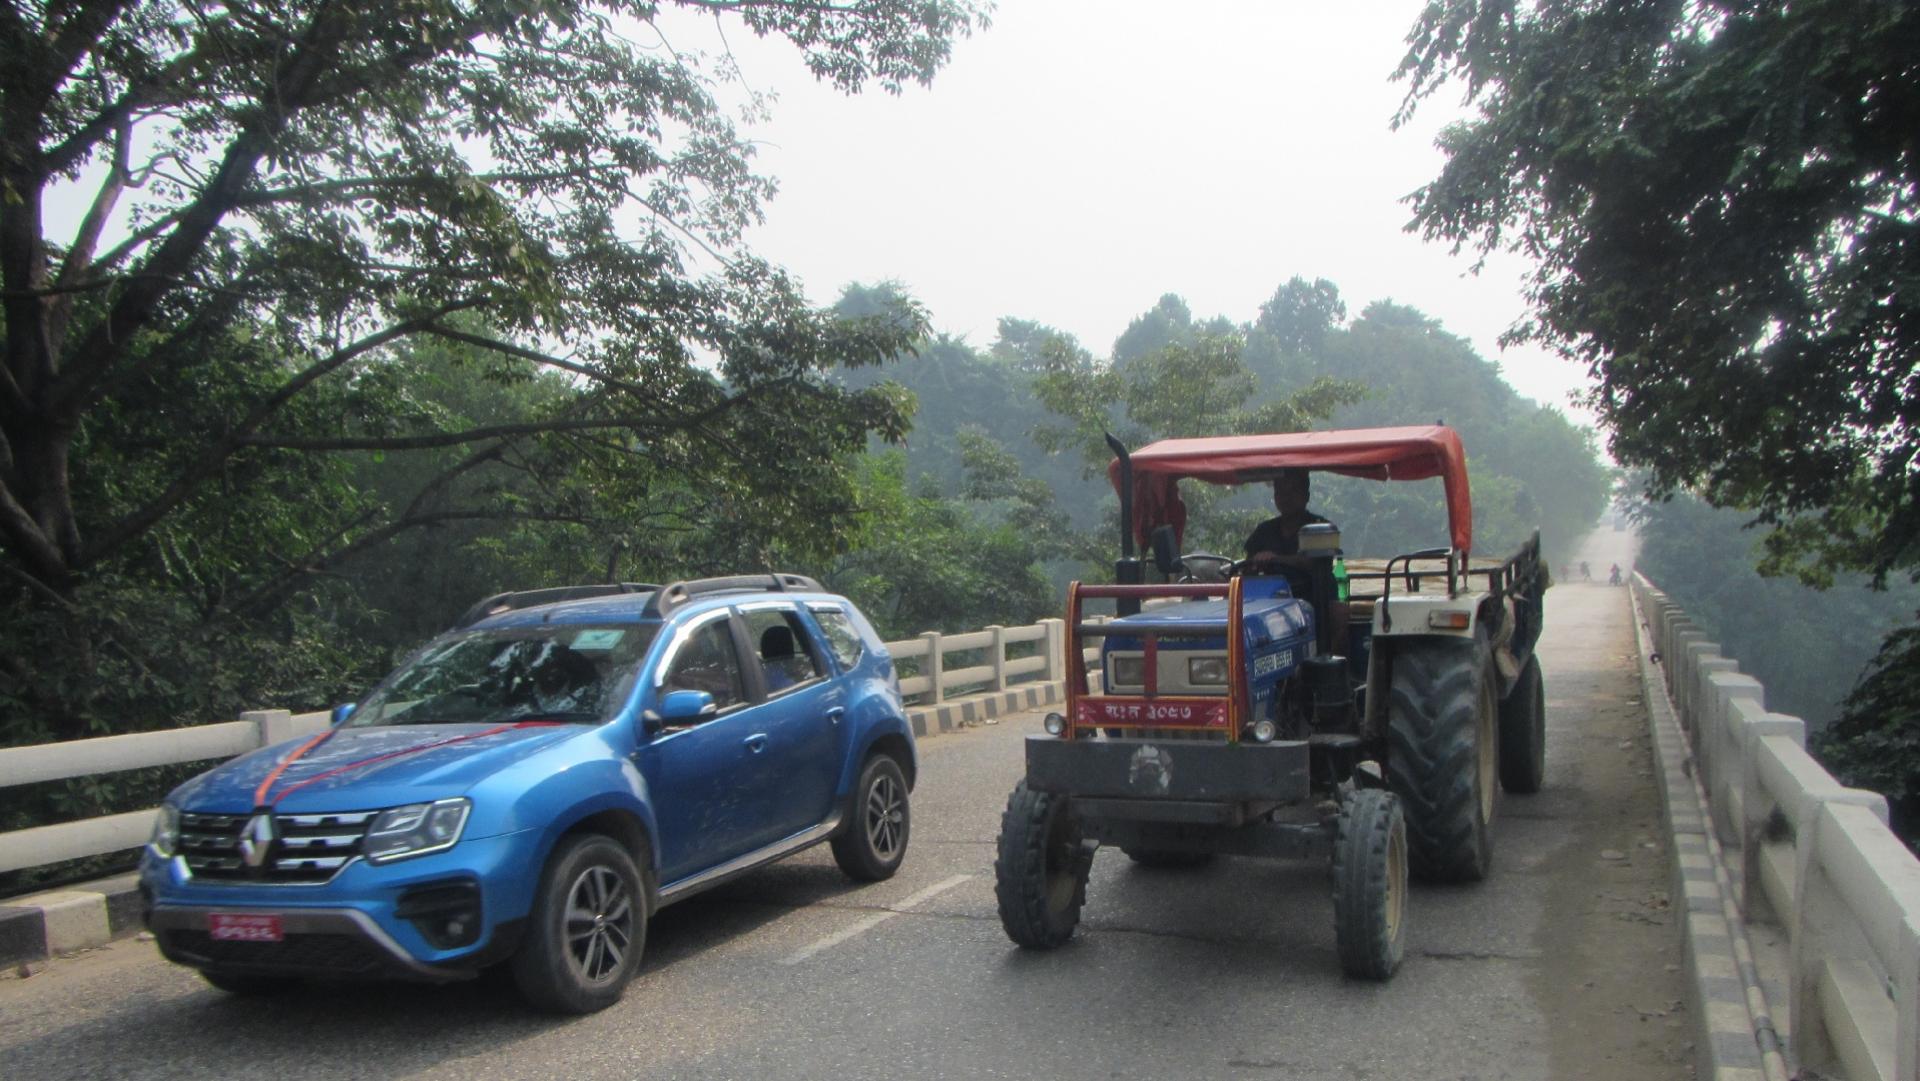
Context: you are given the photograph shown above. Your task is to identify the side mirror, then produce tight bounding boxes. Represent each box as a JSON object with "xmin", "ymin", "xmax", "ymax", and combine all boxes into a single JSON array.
[
  {"xmin": 330, "ymin": 702, "xmax": 357, "ymax": 726},
  {"xmin": 644, "ymin": 689, "xmax": 717, "ymax": 733},
  {"xmin": 1148, "ymin": 525, "xmax": 1180, "ymax": 577}
]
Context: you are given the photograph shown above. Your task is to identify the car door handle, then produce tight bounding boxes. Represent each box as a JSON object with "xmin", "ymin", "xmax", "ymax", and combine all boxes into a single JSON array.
[
  {"xmin": 826, "ymin": 707, "xmax": 845, "ymax": 725},
  {"xmin": 743, "ymin": 733, "xmax": 769, "ymax": 753}
]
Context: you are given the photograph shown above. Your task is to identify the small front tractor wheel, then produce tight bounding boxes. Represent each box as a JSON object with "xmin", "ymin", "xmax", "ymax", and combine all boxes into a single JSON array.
[
  {"xmin": 995, "ymin": 781, "xmax": 1092, "ymax": 949},
  {"xmin": 1332, "ymin": 787, "xmax": 1408, "ymax": 980},
  {"xmin": 1498, "ymin": 654, "xmax": 1547, "ymax": 795},
  {"xmin": 1385, "ymin": 632, "xmax": 1499, "ymax": 882}
]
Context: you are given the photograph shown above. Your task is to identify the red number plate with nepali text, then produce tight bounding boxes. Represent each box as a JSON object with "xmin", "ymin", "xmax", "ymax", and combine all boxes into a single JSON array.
[
  {"xmin": 1074, "ymin": 697, "xmax": 1228, "ymax": 729},
  {"xmin": 208, "ymin": 913, "xmax": 283, "ymax": 942}
]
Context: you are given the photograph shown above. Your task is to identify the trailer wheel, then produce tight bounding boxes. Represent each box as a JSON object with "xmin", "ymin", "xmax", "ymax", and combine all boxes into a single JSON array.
[
  {"xmin": 1385, "ymin": 633, "xmax": 1498, "ymax": 882},
  {"xmin": 1332, "ymin": 787, "xmax": 1407, "ymax": 980},
  {"xmin": 1498, "ymin": 654, "xmax": 1547, "ymax": 795},
  {"xmin": 995, "ymin": 781, "xmax": 1092, "ymax": 949},
  {"xmin": 1122, "ymin": 848, "xmax": 1214, "ymax": 869}
]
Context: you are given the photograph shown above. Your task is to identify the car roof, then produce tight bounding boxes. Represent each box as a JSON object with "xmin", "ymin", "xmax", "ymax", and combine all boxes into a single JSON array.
[{"xmin": 461, "ymin": 574, "xmax": 844, "ymax": 633}]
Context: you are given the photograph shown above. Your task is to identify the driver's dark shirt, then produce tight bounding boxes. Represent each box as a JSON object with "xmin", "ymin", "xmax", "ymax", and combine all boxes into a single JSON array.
[{"xmin": 1243, "ymin": 511, "xmax": 1331, "ymax": 559}]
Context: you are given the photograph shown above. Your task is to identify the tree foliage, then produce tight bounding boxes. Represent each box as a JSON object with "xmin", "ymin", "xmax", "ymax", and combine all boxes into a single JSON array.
[
  {"xmin": 1398, "ymin": 1, "xmax": 1920, "ymax": 839},
  {"xmin": 0, "ymin": 0, "xmax": 983, "ymax": 740},
  {"xmin": 1397, "ymin": 0, "xmax": 1920, "ymax": 583}
]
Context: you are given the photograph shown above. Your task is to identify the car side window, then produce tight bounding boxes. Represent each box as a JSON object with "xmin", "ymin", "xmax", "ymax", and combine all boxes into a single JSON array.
[
  {"xmin": 741, "ymin": 607, "xmax": 824, "ymax": 694},
  {"xmin": 809, "ymin": 606, "xmax": 866, "ymax": 672},
  {"xmin": 662, "ymin": 619, "xmax": 745, "ymax": 712}
]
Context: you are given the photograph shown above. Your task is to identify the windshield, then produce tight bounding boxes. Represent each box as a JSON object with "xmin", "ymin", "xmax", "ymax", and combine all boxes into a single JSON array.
[{"xmin": 349, "ymin": 623, "xmax": 659, "ymax": 727}]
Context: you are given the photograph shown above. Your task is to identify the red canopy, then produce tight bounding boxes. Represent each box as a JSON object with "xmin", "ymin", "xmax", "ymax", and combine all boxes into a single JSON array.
[{"xmin": 1107, "ymin": 425, "xmax": 1474, "ymax": 555}]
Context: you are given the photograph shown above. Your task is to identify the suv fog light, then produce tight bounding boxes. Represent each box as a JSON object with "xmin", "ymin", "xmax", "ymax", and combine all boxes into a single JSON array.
[
  {"xmin": 1042, "ymin": 712, "xmax": 1067, "ymax": 736},
  {"xmin": 1250, "ymin": 718, "xmax": 1278, "ymax": 743}
]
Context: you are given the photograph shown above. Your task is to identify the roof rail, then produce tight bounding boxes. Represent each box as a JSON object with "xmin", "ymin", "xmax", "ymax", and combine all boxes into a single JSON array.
[
  {"xmin": 457, "ymin": 582, "xmax": 662, "ymax": 628},
  {"xmin": 643, "ymin": 573, "xmax": 823, "ymax": 619}
]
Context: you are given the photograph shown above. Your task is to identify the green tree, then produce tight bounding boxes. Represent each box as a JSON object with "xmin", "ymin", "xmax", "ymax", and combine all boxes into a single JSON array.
[
  {"xmin": 1398, "ymin": 0, "xmax": 1920, "ymax": 836},
  {"xmin": 1397, "ymin": 0, "xmax": 1920, "ymax": 582},
  {"xmin": 0, "ymin": 0, "xmax": 984, "ymax": 739}
]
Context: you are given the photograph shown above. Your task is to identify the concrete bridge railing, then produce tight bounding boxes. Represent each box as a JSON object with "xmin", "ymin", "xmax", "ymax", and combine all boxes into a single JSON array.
[
  {"xmin": 1634, "ymin": 575, "xmax": 1920, "ymax": 1081},
  {"xmin": 0, "ymin": 616, "xmax": 1089, "ymax": 883}
]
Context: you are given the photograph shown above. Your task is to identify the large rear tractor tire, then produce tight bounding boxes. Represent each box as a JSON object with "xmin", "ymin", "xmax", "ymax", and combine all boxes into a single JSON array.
[
  {"xmin": 1498, "ymin": 654, "xmax": 1547, "ymax": 795},
  {"xmin": 1385, "ymin": 633, "xmax": 1498, "ymax": 883},
  {"xmin": 995, "ymin": 782, "xmax": 1093, "ymax": 949},
  {"xmin": 1332, "ymin": 787, "xmax": 1408, "ymax": 980}
]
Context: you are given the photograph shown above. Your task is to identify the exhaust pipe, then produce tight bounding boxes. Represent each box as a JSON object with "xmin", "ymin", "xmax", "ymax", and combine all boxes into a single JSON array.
[{"xmin": 1105, "ymin": 432, "xmax": 1143, "ymax": 615}]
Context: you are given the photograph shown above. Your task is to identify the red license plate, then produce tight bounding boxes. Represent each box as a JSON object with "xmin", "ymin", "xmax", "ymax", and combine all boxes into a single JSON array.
[
  {"xmin": 1075, "ymin": 698, "xmax": 1228, "ymax": 728},
  {"xmin": 208, "ymin": 914, "xmax": 283, "ymax": 942}
]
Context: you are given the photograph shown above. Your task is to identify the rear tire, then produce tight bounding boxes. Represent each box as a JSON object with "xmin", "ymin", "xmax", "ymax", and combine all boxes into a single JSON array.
[
  {"xmin": 1498, "ymin": 655, "xmax": 1547, "ymax": 795},
  {"xmin": 831, "ymin": 754, "xmax": 910, "ymax": 881},
  {"xmin": 1385, "ymin": 633, "xmax": 1498, "ymax": 882},
  {"xmin": 995, "ymin": 782, "xmax": 1092, "ymax": 949},
  {"xmin": 1332, "ymin": 787, "xmax": 1407, "ymax": 980},
  {"xmin": 511, "ymin": 833, "xmax": 648, "ymax": 1014}
]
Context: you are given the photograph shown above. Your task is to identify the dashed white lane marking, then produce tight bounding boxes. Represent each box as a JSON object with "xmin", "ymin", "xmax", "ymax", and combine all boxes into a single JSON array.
[{"xmin": 782, "ymin": 874, "xmax": 972, "ymax": 965}]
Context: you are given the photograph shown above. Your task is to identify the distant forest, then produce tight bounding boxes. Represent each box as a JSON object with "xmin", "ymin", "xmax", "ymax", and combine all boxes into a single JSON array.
[
  {"xmin": 1635, "ymin": 494, "xmax": 1920, "ymax": 734},
  {"xmin": 825, "ymin": 277, "xmax": 1610, "ymax": 637}
]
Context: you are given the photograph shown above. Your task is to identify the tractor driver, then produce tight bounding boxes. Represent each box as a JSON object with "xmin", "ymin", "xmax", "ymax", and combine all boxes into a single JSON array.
[
  {"xmin": 1244, "ymin": 468, "xmax": 1351, "ymax": 657},
  {"xmin": 1244, "ymin": 468, "xmax": 1330, "ymax": 562}
]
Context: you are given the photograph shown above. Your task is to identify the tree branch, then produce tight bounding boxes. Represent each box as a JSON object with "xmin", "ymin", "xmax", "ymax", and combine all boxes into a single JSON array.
[{"xmin": 76, "ymin": 299, "xmax": 485, "ymax": 568}]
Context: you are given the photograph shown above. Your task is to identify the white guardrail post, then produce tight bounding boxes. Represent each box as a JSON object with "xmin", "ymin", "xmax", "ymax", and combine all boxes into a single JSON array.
[
  {"xmin": 920, "ymin": 631, "xmax": 944, "ymax": 705},
  {"xmin": 989, "ymin": 625, "xmax": 1007, "ymax": 691}
]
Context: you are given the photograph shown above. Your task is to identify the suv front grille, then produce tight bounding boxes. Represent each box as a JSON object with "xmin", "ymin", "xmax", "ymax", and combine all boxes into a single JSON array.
[{"xmin": 179, "ymin": 811, "xmax": 377, "ymax": 884}]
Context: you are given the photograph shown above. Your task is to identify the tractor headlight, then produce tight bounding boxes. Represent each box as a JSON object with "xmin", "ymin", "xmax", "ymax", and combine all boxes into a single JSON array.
[
  {"xmin": 364, "ymin": 798, "xmax": 471, "ymax": 864},
  {"xmin": 1188, "ymin": 657, "xmax": 1229, "ymax": 686},
  {"xmin": 1042, "ymin": 712, "xmax": 1067, "ymax": 736},
  {"xmin": 1109, "ymin": 655, "xmax": 1145, "ymax": 687},
  {"xmin": 1249, "ymin": 718, "xmax": 1279, "ymax": 743},
  {"xmin": 148, "ymin": 804, "xmax": 180, "ymax": 858}
]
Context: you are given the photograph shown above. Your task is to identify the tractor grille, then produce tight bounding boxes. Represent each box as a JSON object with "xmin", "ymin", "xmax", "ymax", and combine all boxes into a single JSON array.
[
  {"xmin": 164, "ymin": 930, "xmax": 391, "ymax": 975},
  {"xmin": 178, "ymin": 811, "xmax": 377, "ymax": 884}
]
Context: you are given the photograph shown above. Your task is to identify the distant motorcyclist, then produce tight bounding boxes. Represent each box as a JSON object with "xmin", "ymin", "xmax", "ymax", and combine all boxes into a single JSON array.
[
  {"xmin": 1609, "ymin": 563, "xmax": 1623, "ymax": 586},
  {"xmin": 1579, "ymin": 561, "xmax": 1591, "ymax": 581}
]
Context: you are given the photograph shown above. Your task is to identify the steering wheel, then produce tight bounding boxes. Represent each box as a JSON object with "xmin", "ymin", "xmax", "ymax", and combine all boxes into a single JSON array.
[{"xmin": 1177, "ymin": 552, "xmax": 1234, "ymax": 583}]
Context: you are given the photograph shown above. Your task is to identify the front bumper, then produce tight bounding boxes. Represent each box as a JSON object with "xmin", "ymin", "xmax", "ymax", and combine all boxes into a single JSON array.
[
  {"xmin": 140, "ymin": 828, "xmax": 537, "ymax": 980},
  {"xmin": 1023, "ymin": 735, "xmax": 1311, "ymax": 804}
]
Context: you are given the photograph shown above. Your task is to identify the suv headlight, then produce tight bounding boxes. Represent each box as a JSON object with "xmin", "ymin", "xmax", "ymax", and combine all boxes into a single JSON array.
[
  {"xmin": 1188, "ymin": 657, "xmax": 1229, "ymax": 685},
  {"xmin": 364, "ymin": 798, "xmax": 471, "ymax": 864},
  {"xmin": 148, "ymin": 804, "xmax": 180, "ymax": 858},
  {"xmin": 1110, "ymin": 655, "xmax": 1145, "ymax": 686}
]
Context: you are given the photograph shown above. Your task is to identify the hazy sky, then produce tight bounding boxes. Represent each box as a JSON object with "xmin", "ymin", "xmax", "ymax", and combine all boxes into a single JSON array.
[{"xmin": 671, "ymin": 2, "xmax": 1596, "ymax": 424}]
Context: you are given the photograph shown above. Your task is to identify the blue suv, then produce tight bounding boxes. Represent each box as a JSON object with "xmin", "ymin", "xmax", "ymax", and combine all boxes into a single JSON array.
[{"xmin": 140, "ymin": 574, "xmax": 914, "ymax": 1013}]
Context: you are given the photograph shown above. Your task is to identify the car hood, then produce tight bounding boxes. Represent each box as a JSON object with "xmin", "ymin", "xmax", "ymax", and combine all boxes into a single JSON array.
[{"xmin": 168, "ymin": 723, "xmax": 588, "ymax": 814}]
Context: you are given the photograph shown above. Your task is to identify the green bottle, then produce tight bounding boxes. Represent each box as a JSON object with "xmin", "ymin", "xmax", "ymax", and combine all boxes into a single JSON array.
[{"xmin": 1333, "ymin": 555, "xmax": 1349, "ymax": 602}]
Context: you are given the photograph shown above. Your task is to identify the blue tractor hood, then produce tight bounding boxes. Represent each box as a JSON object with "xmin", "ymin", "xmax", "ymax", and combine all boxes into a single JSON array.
[
  {"xmin": 168, "ymin": 723, "xmax": 586, "ymax": 814},
  {"xmin": 1105, "ymin": 591, "xmax": 1313, "ymax": 651}
]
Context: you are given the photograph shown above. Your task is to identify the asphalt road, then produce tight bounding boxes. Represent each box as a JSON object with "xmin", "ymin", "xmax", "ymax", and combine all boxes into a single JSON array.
[{"xmin": 0, "ymin": 529, "xmax": 1690, "ymax": 1080}]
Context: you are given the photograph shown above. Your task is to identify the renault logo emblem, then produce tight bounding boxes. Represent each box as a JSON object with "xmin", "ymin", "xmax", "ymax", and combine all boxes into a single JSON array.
[{"xmin": 239, "ymin": 813, "xmax": 277, "ymax": 870}]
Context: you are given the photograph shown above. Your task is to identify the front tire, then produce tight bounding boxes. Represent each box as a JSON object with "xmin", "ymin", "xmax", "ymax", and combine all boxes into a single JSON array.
[
  {"xmin": 1498, "ymin": 655, "xmax": 1547, "ymax": 795},
  {"xmin": 1385, "ymin": 633, "xmax": 1498, "ymax": 882},
  {"xmin": 511, "ymin": 833, "xmax": 647, "ymax": 1014},
  {"xmin": 1332, "ymin": 787, "xmax": 1408, "ymax": 980},
  {"xmin": 995, "ymin": 782, "xmax": 1092, "ymax": 948},
  {"xmin": 831, "ymin": 753, "xmax": 910, "ymax": 881}
]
